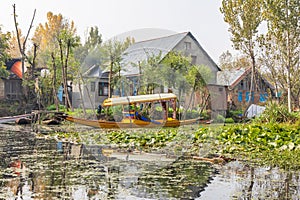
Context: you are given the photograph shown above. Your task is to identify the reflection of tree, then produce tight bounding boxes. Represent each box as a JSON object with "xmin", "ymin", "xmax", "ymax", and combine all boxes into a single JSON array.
[
  {"xmin": 230, "ymin": 163, "xmax": 300, "ymax": 199},
  {"xmin": 246, "ymin": 166, "xmax": 254, "ymax": 199},
  {"xmin": 131, "ymin": 160, "xmax": 214, "ymax": 199},
  {"xmin": 107, "ymin": 165, "xmax": 120, "ymax": 200},
  {"xmin": 2, "ymin": 130, "xmax": 300, "ymax": 199},
  {"xmin": 281, "ymin": 172, "xmax": 292, "ymax": 200}
]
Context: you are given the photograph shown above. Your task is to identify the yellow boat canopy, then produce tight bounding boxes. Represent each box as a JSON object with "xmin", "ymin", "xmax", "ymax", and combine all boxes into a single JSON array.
[{"xmin": 102, "ymin": 93, "xmax": 177, "ymax": 107}]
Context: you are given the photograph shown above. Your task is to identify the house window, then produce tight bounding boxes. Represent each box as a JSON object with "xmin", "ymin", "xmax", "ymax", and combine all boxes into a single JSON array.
[
  {"xmin": 238, "ymin": 92, "xmax": 243, "ymax": 102},
  {"xmin": 238, "ymin": 80, "xmax": 244, "ymax": 90},
  {"xmin": 185, "ymin": 42, "xmax": 191, "ymax": 50},
  {"xmin": 259, "ymin": 93, "xmax": 268, "ymax": 102},
  {"xmin": 191, "ymin": 55, "xmax": 197, "ymax": 65},
  {"xmin": 91, "ymin": 82, "xmax": 95, "ymax": 92},
  {"xmin": 98, "ymin": 82, "xmax": 108, "ymax": 96}
]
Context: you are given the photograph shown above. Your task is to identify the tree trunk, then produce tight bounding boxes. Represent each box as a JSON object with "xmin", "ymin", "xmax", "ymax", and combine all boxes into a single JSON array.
[
  {"xmin": 108, "ymin": 60, "xmax": 113, "ymax": 98},
  {"xmin": 58, "ymin": 39, "xmax": 68, "ymax": 110},
  {"xmin": 78, "ymin": 73, "xmax": 87, "ymax": 117},
  {"xmin": 58, "ymin": 39, "xmax": 73, "ymax": 111},
  {"xmin": 183, "ymin": 87, "xmax": 195, "ymax": 120},
  {"xmin": 285, "ymin": 0, "xmax": 292, "ymax": 112},
  {"xmin": 64, "ymin": 39, "xmax": 73, "ymax": 111},
  {"xmin": 13, "ymin": 4, "xmax": 36, "ymax": 106},
  {"xmin": 244, "ymin": 50, "xmax": 256, "ymax": 116},
  {"xmin": 79, "ymin": 73, "xmax": 96, "ymax": 118},
  {"xmin": 51, "ymin": 53, "xmax": 60, "ymax": 111}
]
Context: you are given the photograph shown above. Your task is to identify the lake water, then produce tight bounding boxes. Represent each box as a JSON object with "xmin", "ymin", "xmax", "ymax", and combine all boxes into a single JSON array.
[{"xmin": 1, "ymin": 124, "xmax": 300, "ymax": 200}]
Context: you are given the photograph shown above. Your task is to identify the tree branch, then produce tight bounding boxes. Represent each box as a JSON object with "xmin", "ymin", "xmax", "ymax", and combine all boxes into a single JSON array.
[
  {"xmin": 24, "ymin": 8, "xmax": 36, "ymax": 48},
  {"xmin": 13, "ymin": 4, "xmax": 23, "ymax": 56}
]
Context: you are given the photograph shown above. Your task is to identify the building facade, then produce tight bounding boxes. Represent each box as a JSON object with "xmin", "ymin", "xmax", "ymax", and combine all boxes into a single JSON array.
[
  {"xmin": 76, "ymin": 32, "xmax": 228, "ymax": 115},
  {"xmin": 217, "ymin": 68, "xmax": 275, "ymax": 110},
  {"xmin": 72, "ymin": 65, "xmax": 109, "ymax": 109}
]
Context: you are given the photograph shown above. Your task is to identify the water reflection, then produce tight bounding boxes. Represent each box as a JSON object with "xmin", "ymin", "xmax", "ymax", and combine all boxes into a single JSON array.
[
  {"xmin": 0, "ymin": 126, "xmax": 214, "ymax": 199},
  {"xmin": 200, "ymin": 161, "xmax": 300, "ymax": 200},
  {"xmin": 2, "ymin": 126, "xmax": 300, "ymax": 200}
]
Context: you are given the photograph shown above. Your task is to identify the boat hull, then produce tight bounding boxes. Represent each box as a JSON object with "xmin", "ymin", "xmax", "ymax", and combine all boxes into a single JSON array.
[
  {"xmin": 65, "ymin": 116, "xmax": 198, "ymax": 129},
  {"xmin": 0, "ymin": 114, "xmax": 33, "ymax": 124}
]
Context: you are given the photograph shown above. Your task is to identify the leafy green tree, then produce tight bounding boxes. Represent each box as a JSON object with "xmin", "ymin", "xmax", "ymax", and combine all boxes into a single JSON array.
[
  {"xmin": 261, "ymin": 0, "xmax": 300, "ymax": 111},
  {"xmin": 141, "ymin": 51, "xmax": 206, "ymax": 116},
  {"xmin": 0, "ymin": 27, "xmax": 10, "ymax": 77},
  {"xmin": 161, "ymin": 51, "xmax": 191, "ymax": 101},
  {"xmin": 140, "ymin": 52, "xmax": 163, "ymax": 94},
  {"xmin": 186, "ymin": 65, "xmax": 211, "ymax": 105},
  {"xmin": 219, "ymin": 50, "xmax": 251, "ymax": 70},
  {"xmin": 220, "ymin": 0, "xmax": 263, "ymax": 104},
  {"xmin": 7, "ymin": 31, "xmax": 23, "ymax": 58},
  {"xmin": 71, "ymin": 26, "xmax": 103, "ymax": 114},
  {"xmin": 102, "ymin": 37, "xmax": 134, "ymax": 97},
  {"xmin": 57, "ymin": 28, "xmax": 80, "ymax": 110},
  {"xmin": 139, "ymin": 51, "xmax": 192, "ymax": 96},
  {"xmin": 32, "ymin": 12, "xmax": 80, "ymax": 110},
  {"xmin": 84, "ymin": 26, "xmax": 103, "ymax": 50},
  {"xmin": 75, "ymin": 26, "xmax": 103, "ymax": 71},
  {"xmin": 182, "ymin": 64, "xmax": 212, "ymax": 119}
]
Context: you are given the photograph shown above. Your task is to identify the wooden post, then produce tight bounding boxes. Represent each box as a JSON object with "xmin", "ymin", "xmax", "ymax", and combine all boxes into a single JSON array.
[
  {"xmin": 172, "ymin": 99, "xmax": 177, "ymax": 119},
  {"xmin": 162, "ymin": 101, "xmax": 167, "ymax": 121}
]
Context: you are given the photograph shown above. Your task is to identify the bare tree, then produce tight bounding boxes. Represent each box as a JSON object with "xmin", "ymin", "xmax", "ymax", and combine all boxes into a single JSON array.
[{"xmin": 13, "ymin": 4, "xmax": 36, "ymax": 79}]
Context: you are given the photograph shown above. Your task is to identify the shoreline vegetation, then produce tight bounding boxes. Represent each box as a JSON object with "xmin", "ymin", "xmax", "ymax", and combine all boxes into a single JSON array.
[
  {"xmin": 48, "ymin": 105, "xmax": 300, "ymax": 171},
  {"xmin": 50, "ymin": 122, "xmax": 300, "ymax": 171},
  {"xmin": 2, "ymin": 101, "xmax": 300, "ymax": 171}
]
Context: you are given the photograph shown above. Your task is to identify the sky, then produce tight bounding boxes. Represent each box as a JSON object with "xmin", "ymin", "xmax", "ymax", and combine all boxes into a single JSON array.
[{"xmin": 0, "ymin": 0, "xmax": 234, "ymax": 63}]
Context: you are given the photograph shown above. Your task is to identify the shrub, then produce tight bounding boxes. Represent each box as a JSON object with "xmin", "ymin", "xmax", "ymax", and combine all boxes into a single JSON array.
[
  {"xmin": 47, "ymin": 104, "xmax": 66, "ymax": 111},
  {"xmin": 184, "ymin": 109, "xmax": 199, "ymax": 119},
  {"xmin": 200, "ymin": 110, "xmax": 210, "ymax": 120},
  {"xmin": 214, "ymin": 114, "xmax": 225, "ymax": 123},
  {"xmin": 256, "ymin": 102, "xmax": 299, "ymax": 123},
  {"xmin": 225, "ymin": 118, "xmax": 235, "ymax": 123},
  {"xmin": 226, "ymin": 109, "xmax": 243, "ymax": 118}
]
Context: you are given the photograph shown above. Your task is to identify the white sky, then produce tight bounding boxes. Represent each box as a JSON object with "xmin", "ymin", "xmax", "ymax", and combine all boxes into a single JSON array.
[{"xmin": 0, "ymin": 0, "xmax": 234, "ymax": 63}]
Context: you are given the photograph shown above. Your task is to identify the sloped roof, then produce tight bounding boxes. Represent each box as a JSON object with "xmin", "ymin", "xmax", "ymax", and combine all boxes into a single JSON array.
[
  {"xmin": 5, "ymin": 58, "xmax": 26, "ymax": 79},
  {"xmin": 217, "ymin": 67, "xmax": 275, "ymax": 90},
  {"xmin": 120, "ymin": 32, "xmax": 189, "ymax": 75},
  {"xmin": 113, "ymin": 28, "xmax": 177, "ymax": 43},
  {"xmin": 217, "ymin": 68, "xmax": 250, "ymax": 87},
  {"xmin": 83, "ymin": 65, "xmax": 108, "ymax": 78}
]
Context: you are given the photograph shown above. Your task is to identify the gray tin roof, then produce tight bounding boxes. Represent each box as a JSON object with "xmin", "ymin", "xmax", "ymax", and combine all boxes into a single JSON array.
[
  {"xmin": 120, "ymin": 32, "xmax": 188, "ymax": 76},
  {"xmin": 83, "ymin": 65, "xmax": 108, "ymax": 79},
  {"xmin": 217, "ymin": 68, "xmax": 246, "ymax": 86},
  {"xmin": 217, "ymin": 68, "xmax": 275, "ymax": 90}
]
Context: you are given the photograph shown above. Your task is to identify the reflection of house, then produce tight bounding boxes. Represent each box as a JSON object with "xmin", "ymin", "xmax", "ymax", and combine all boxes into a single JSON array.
[
  {"xmin": 72, "ymin": 65, "xmax": 109, "ymax": 109},
  {"xmin": 217, "ymin": 67, "xmax": 275, "ymax": 110}
]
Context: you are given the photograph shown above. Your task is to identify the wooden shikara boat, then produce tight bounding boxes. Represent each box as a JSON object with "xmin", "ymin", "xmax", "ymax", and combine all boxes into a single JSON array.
[
  {"xmin": 64, "ymin": 116, "xmax": 200, "ymax": 129},
  {"xmin": 0, "ymin": 113, "xmax": 33, "ymax": 124},
  {"xmin": 64, "ymin": 93, "xmax": 200, "ymax": 129}
]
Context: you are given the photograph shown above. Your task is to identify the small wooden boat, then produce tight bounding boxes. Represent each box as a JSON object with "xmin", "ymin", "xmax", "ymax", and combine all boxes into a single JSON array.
[
  {"xmin": 15, "ymin": 117, "xmax": 32, "ymax": 125},
  {"xmin": 0, "ymin": 113, "xmax": 33, "ymax": 124},
  {"xmin": 63, "ymin": 93, "xmax": 200, "ymax": 129},
  {"xmin": 64, "ymin": 115, "xmax": 200, "ymax": 129}
]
